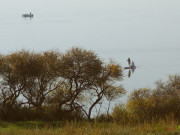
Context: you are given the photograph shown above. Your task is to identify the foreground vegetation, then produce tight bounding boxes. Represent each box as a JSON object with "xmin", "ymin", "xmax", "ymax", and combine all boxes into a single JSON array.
[
  {"xmin": 0, "ymin": 74, "xmax": 179, "ymax": 135},
  {"xmin": 0, "ymin": 120, "xmax": 180, "ymax": 135},
  {"xmin": 0, "ymin": 47, "xmax": 180, "ymax": 134}
]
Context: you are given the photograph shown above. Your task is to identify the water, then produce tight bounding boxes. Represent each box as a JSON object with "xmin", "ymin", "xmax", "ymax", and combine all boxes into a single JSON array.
[{"xmin": 0, "ymin": 0, "xmax": 180, "ymax": 100}]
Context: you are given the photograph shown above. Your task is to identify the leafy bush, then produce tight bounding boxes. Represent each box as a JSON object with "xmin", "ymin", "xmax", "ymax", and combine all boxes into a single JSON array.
[{"xmin": 113, "ymin": 74, "xmax": 180, "ymax": 123}]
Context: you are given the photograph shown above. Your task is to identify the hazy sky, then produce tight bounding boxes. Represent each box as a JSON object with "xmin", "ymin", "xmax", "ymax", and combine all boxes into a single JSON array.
[{"xmin": 0, "ymin": 0, "xmax": 180, "ymax": 53}]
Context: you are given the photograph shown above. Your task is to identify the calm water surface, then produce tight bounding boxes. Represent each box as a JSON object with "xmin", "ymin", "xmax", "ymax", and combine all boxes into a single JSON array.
[{"xmin": 0, "ymin": 0, "xmax": 180, "ymax": 100}]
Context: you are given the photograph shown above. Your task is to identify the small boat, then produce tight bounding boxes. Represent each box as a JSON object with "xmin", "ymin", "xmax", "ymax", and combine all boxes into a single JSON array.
[
  {"xmin": 124, "ymin": 58, "xmax": 136, "ymax": 69},
  {"xmin": 22, "ymin": 12, "xmax": 33, "ymax": 18},
  {"xmin": 124, "ymin": 66, "xmax": 136, "ymax": 69}
]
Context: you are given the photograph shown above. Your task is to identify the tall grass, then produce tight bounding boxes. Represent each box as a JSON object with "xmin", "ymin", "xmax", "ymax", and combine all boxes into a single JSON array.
[{"xmin": 0, "ymin": 119, "xmax": 180, "ymax": 135}]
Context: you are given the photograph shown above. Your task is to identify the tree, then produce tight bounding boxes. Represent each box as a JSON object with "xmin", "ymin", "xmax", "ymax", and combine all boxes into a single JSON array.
[
  {"xmin": 0, "ymin": 50, "xmax": 63, "ymax": 119},
  {"xmin": 126, "ymin": 74, "xmax": 180, "ymax": 121},
  {"xmin": 0, "ymin": 47, "xmax": 126, "ymax": 121},
  {"xmin": 0, "ymin": 51, "xmax": 29, "ymax": 120},
  {"xmin": 127, "ymin": 88, "xmax": 155, "ymax": 121},
  {"xmin": 153, "ymin": 75, "xmax": 180, "ymax": 119},
  {"xmin": 48, "ymin": 47, "xmax": 125, "ymax": 119}
]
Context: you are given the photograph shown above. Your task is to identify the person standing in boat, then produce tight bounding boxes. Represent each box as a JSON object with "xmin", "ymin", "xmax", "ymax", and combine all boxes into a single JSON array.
[
  {"xmin": 127, "ymin": 57, "xmax": 131, "ymax": 67},
  {"xmin": 131, "ymin": 61, "xmax": 135, "ymax": 68}
]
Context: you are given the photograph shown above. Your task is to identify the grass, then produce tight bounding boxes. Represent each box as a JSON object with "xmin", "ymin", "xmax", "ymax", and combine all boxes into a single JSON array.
[{"xmin": 0, "ymin": 120, "xmax": 180, "ymax": 135}]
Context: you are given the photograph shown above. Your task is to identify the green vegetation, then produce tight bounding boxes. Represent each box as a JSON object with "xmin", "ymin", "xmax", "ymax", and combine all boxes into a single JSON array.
[
  {"xmin": 0, "ymin": 120, "xmax": 180, "ymax": 135},
  {"xmin": 0, "ymin": 47, "xmax": 180, "ymax": 134}
]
